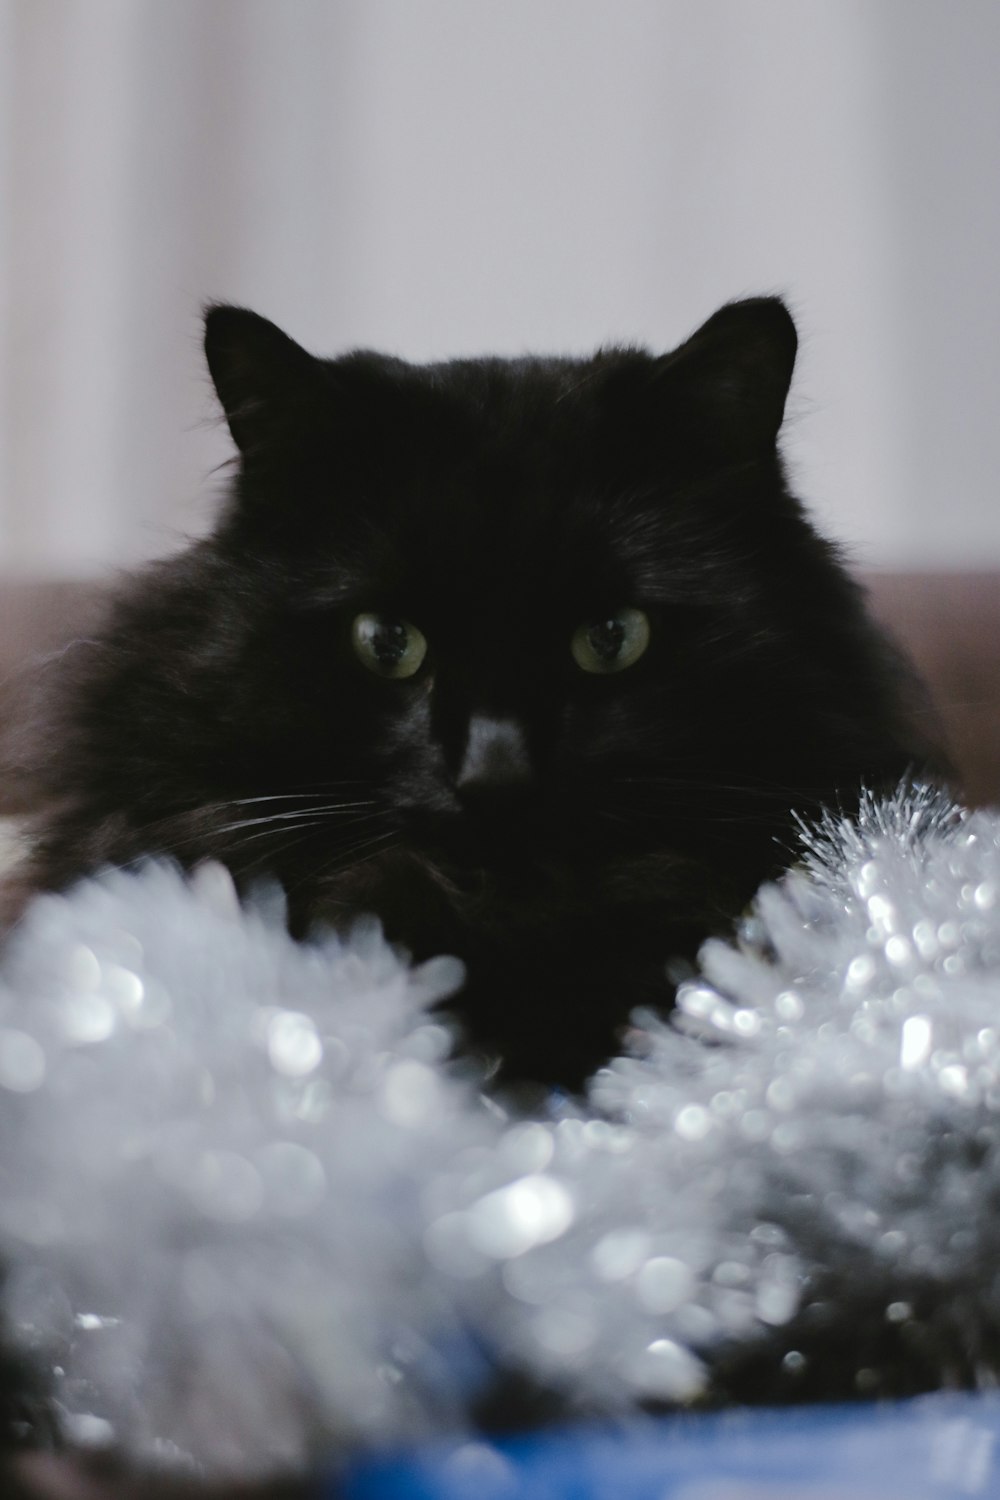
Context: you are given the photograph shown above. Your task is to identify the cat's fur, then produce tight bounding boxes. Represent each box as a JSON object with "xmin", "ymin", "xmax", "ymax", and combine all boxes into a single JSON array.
[{"xmin": 23, "ymin": 298, "xmax": 931, "ymax": 1086}]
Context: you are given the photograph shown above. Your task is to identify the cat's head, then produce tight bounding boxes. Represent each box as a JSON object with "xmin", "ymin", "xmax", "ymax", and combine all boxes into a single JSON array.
[
  {"xmin": 195, "ymin": 299, "xmax": 854, "ymax": 889},
  {"xmin": 22, "ymin": 300, "xmax": 930, "ymax": 1078},
  {"xmin": 36, "ymin": 298, "xmax": 918, "ymax": 952}
]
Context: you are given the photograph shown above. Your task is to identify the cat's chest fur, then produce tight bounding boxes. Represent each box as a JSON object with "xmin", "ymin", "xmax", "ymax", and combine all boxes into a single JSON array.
[{"xmin": 24, "ymin": 297, "xmax": 929, "ymax": 1087}]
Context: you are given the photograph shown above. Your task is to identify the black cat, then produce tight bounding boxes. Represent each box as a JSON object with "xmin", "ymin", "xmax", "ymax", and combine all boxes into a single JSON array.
[{"xmin": 23, "ymin": 297, "xmax": 931, "ymax": 1086}]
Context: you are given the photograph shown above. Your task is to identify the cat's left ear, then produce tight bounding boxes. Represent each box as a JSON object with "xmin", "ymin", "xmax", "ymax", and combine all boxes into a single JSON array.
[
  {"xmin": 204, "ymin": 304, "xmax": 321, "ymax": 453},
  {"xmin": 657, "ymin": 297, "xmax": 798, "ymax": 457}
]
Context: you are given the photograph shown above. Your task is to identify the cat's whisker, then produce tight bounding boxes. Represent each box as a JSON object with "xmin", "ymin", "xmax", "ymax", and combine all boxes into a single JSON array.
[
  {"xmin": 192, "ymin": 819, "xmax": 400, "ymax": 890},
  {"xmin": 612, "ymin": 774, "xmax": 832, "ymax": 805},
  {"xmin": 324, "ymin": 827, "xmax": 399, "ymax": 870},
  {"xmin": 111, "ymin": 790, "xmax": 379, "ymax": 840},
  {"xmin": 132, "ymin": 804, "xmax": 390, "ymax": 866},
  {"xmin": 222, "ymin": 817, "xmax": 334, "ymax": 850},
  {"xmin": 346, "ymin": 834, "xmax": 401, "ymax": 875},
  {"xmin": 233, "ymin": 825, "xmax": 344, "ymax": 882},
  {"xmin": 213, "ymin": 779, "xmax": 374, "ymax": 804},
  {"xmin": 608, "ymin": 788, "xmax": 822, "ymax": 816},
  {"xmin": 212, "ymin": 802, "xmax": 381, "ymax": 837},
  {"xmin": 275, "ymin": 827, "xmax": 402, "ymax": 906},
  {"xmin": 222, "ymin": 792, "xmax": 377, "ymax": 809},
  {"xmin": 597, "ymin": 803, "xmax": 802, "ymax": 834},
  {"xmin": 121, "ymin": 779, "xmax": 370, "ymax": 813},
  {"xmin": 229, "ymin": 812, "xmax": 391, "ymax": 853}
]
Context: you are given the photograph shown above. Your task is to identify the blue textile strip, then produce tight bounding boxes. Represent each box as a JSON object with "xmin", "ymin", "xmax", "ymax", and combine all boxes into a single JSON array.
[{"xmin": 333, "ymin": 1394, "xmax": 1000, "ymax": 1499}]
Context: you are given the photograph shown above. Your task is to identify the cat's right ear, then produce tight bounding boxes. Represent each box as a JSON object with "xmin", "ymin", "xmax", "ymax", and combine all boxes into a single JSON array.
[
  {"xmin": 654, "ymin": 297, "xmax": 798, "ymax": 460},
  {"xmin": 204, "ymin": 305, "xmax": 320, "ymax": 453}
]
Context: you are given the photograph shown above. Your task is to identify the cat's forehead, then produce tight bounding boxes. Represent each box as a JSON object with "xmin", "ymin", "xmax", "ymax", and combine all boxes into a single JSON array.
[
  {"xmin": 333, "ymin": 359, "xmax": 648, "ymax": 608},
  {"xmin": 333, "ymin": 346, "xmax": 656, "ymax": 521},
  {"xmin": 394, "ymin": 347, "xmax": 637, "ymax": 408},
  {"xmin": 333, "ymin": 344, "xmax": 654, "ymax": 451},
  {"xmin": 282, "ymin": 345, "xmax": 708, "ymax": 618},
  {"xmin": 343, "ymin": 476, "xmax": 632, "ymax": 618}
]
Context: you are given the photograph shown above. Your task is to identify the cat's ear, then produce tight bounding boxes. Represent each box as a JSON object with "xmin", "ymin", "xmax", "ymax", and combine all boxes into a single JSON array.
[
  {"xmin": 657, "ymin": 297, "xmax": 797, "ymax": 456},
  {"xmin": 204, "ymin": 304, "xmax": 321, "ymax": 453}
]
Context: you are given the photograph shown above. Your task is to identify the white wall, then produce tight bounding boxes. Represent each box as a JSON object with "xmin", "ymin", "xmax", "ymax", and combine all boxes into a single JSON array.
[{"xmin": 2, "ymin": 0, "xmax": 999, "ymax": 576}]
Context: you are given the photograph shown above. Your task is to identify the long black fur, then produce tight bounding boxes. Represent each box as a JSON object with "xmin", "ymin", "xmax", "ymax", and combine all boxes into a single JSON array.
[{"xmin": 24, "ymin": 298, "xmax": 932, "ymax": 1086}]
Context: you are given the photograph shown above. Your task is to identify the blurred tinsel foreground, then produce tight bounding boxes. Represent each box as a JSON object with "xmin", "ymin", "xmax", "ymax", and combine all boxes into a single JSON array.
[{"xmin": 1, "ymin": 784, "xmax": 1000, "ymax": 1488}]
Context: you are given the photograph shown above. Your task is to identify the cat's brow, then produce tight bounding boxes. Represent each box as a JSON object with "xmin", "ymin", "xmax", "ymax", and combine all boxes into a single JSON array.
[{"xmin": 291, "ymin": 578, "xmax": 373, "ymax": 612}]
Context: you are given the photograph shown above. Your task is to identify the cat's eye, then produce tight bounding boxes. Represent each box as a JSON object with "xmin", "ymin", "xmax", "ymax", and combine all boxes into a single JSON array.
[
  {"xmin": 351, "ymin": 613, "xmax": 428, "ymax": 679},
  {"xmin": 571, "ymin": 607, "xmax": 651, "ymax": 674}
]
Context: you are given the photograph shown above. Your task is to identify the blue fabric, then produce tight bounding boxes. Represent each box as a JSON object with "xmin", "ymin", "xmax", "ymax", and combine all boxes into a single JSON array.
[{"xmin": 336, "ymin": 1395, "xmax": 1000, "ymax": 1498}]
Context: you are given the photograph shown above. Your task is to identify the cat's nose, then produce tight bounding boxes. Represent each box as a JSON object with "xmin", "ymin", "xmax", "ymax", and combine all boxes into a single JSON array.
[{"xmin": 456, "ymin": 714, "xmax": 535, "ymax": 799}]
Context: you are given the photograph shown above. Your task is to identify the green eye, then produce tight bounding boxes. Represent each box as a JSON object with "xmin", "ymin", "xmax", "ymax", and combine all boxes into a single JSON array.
[
  {"xmin": 351, "ymin": 613, "xmax": 428, "ymax": 679},
  {"xmin": 571, "ymin": 607, "xmax": 650, "ymax": 674}
]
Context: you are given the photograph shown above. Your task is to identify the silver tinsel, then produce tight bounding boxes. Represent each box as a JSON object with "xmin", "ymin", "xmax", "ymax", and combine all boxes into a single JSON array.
[{"xmin": 2, "ymin": 785, "xmax": 1000, "ymax": 1474}]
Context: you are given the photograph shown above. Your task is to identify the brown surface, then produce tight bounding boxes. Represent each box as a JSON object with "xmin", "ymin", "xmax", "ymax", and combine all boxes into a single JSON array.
[
  {"xmin": 0, "ymin": 580, "xmax": 108, "ymax": 813},
  {"xmin": 864, "ymin": 572, "xmax": 1000, "ymax": 806},
  {"xmin": 0, "ymin": 573, "xmax": 997, "ymax": 811},
  {"xmin": 2, "ymin": 1450, "xmax": 312, "ymax": 1499}
]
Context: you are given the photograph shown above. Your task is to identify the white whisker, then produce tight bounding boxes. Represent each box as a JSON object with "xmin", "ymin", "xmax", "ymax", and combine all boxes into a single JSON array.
[{"xmin": 212, "ymin": 802, "xmax": 380, "ymax": 837}]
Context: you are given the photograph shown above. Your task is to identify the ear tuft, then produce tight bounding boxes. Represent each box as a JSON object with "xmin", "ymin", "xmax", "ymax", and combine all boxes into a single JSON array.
[
  {"xmin": 204, "ymin": 305, "xmax": 319, "ymax": 453},
  {"xmin": 660, "ymin": 296, "xmax": 798, "ymax": 456}
]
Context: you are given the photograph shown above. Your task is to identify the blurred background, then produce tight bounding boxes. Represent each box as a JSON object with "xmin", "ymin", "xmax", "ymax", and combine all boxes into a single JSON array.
[{"xmin": 0, "ymin": 0, "xmax": 998, "ymax": 796}]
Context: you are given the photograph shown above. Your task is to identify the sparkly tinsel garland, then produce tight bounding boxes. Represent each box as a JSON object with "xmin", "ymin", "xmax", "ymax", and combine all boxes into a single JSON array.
[{"xmin": 1, "ymin": 785, "xmax": 998, "ymax": 1475}]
